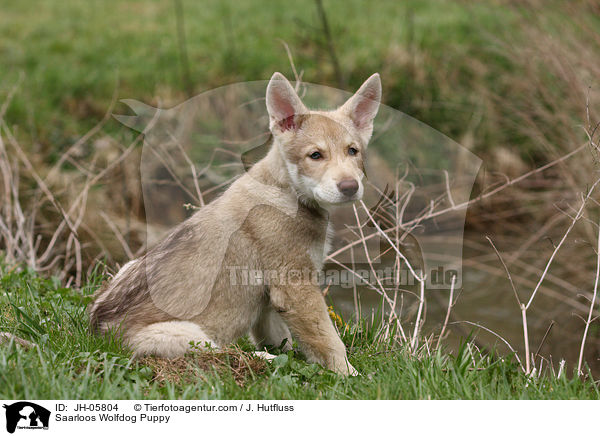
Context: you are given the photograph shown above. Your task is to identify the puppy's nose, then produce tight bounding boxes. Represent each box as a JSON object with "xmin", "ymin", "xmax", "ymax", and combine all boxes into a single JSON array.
[{"xmin": 337, "ymin": 179, "xmax": 359, "ymax": 197}]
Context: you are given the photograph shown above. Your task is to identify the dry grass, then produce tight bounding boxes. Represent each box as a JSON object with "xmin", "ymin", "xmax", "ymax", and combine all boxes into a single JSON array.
[
  {"xmin": 139, "ymin": 348, "xmax": 267, "ymax": 387},
  {"xmin": 0, "ymin": 83, "xmax": 151, "ymax": 285}
]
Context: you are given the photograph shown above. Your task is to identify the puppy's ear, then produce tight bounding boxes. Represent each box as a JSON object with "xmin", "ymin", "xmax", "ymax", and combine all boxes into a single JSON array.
[
  {"xmin": 266, "ymin": 72, "xmax": 307, "ymax": 134},
  {"xmin": 340, "ymin": 73, "xmax": 381, "ymax": 143}
]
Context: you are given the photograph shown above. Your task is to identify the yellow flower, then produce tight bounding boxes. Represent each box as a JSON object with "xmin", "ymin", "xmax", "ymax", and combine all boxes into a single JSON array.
[{"xmin": 328, "ymin": 306, "xmax": 345, "ymax": 329}]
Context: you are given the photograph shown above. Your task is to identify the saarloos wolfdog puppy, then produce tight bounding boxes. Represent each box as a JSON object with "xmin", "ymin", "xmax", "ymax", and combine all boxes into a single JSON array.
[{"xmin": 89, "ymin": 72, "xmax": 381, "ymax": 375}]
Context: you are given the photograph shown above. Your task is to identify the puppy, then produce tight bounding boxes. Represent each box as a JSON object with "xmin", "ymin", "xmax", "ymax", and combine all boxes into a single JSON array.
[{"xmin": 89, "ymin": 72, "xmax": 381, "ymax": 375}]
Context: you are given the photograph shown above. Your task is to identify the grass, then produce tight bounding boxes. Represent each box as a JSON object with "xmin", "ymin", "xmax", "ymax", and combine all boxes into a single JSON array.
[
  {"xmin": 1, "ymin": 0, "xmax": 598, "ymax": 159},
  {"xmin": 1, "ymin": 262, "xmax": 598, "ymax": 400}
]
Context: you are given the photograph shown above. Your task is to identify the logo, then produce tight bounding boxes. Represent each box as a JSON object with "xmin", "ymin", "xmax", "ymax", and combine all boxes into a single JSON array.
[{"xmin": 2, "ymin": 402, "xmax": 50, "ymax": 434}]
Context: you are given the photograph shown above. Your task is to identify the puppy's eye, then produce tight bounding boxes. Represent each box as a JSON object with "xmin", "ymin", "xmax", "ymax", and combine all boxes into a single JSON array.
[
  {"xmin": 348, "ymin": 147, "xmax": 358, "ymax": 156},
  {"xmin": 309, "ymin": 151, "xmax": 322, "ymax": 160}
]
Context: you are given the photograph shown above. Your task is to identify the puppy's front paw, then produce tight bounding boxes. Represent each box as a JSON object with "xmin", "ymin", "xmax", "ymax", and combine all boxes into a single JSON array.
[
  {"xmin": 332, "ymin": 358, "xmax": 359, "ymax": 376},
  {"xmin": 345, "ymin": 362, "xmax": 359, "ymax": 376}
]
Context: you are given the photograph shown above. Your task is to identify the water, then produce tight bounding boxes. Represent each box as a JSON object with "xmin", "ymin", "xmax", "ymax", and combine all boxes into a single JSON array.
[{"xmin": 328, "ymin": 229, "xmax": 600, "ymax": 374}]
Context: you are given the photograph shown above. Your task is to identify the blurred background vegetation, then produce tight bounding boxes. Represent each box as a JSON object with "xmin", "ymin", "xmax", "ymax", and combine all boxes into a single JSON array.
[
  {"xmin": 2, "ymin": 0, "xmax": 600, "ymax": 373},
  {"xmin": 1, "ymin": 0, "xmax": 598, "ymax": 160}
]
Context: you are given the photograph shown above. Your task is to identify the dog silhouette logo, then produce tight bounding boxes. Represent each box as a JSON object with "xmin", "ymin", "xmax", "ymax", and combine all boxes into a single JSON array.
[{"xmin": 2, "ymin": 402, "xmax": 50, "ymax": 433}]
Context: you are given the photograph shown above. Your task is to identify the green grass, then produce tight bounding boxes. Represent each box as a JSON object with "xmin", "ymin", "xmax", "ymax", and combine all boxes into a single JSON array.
[
  {"xmin": 1, "ymin": 263, "xmax": 598, "ymax": 400},
  {"xmin": 1, "ymin": 0, "xmax": 597, "ymax": 160}
]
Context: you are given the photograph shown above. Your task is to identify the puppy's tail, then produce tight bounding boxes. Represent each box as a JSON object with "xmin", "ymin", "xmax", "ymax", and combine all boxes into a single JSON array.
[{"xmin": 88, "ymin": 280, "xmax": 110, "ymax": 334}]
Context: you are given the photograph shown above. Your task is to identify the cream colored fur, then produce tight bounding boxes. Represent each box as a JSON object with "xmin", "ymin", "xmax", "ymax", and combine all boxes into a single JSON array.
[{"xmin": 128, "ymin": 321, "xmax": 216, "ymax": 358}]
